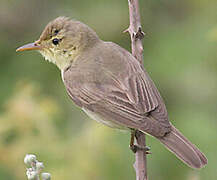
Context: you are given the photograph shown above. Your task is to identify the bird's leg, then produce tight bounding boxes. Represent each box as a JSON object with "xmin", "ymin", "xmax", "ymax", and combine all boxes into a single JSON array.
[
  {"xmin": 129, "ymin": 130, "xmax": 151, "ymax": 154},
  {"xmin": 130, "ymin": 130, "xmax": 137, "ymax": 153}
]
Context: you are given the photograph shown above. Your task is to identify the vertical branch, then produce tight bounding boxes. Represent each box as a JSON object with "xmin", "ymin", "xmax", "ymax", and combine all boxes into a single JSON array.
[
  {"xmin": 125, "ymin": 0, "xmax": 145, "ymax": 64},
  {"xmin": 125, "ymin": 0, "xmax": 147, "ymax": 180},
  {"xmin": 134, "ymin": 131, "xmax": 147, "ymax": 180}
]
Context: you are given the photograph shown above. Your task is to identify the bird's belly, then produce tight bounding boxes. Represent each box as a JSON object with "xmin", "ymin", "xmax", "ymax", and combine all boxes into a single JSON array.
[{"xmin": 82, "ymin": 108, "xmax": 129, "ymax": 131}]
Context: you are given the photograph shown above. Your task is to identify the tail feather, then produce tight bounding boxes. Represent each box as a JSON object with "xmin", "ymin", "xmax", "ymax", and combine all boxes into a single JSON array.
[{"xmin": 157, "ymin": 124, "xmax": 207, "ymax": 169}]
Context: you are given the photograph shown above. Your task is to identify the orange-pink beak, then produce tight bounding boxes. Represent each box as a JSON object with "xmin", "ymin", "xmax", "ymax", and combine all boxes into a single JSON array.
[{"xmin": 16, "ymin": 42, "xmax": 42, "ymax": 52}]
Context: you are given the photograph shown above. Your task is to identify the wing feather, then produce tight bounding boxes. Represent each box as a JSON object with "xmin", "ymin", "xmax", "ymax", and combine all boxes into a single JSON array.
[{"xmin": 63, "ymin": 42, "xmax": 171, "ymax": 136}]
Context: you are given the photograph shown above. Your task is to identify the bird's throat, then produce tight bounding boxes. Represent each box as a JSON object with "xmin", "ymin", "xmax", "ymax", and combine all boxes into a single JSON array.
[{"xmin": 39, "ymin": 49, "xmax": 74, "ymax": 71}]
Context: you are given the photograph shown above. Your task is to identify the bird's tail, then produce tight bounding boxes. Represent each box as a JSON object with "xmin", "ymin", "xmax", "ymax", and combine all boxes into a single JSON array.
[{"xmin": 157, "ymin": 124, "xmax": 207, "ymax": 169}]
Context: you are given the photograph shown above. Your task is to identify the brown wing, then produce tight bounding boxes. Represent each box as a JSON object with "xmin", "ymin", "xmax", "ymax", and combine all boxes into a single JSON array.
[{"xmin": 63, "ymin": 42, "xmax": 171, "ymax": 137}]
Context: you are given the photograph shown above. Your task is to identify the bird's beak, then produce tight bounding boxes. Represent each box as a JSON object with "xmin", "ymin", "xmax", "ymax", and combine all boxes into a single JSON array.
[{"xmin": 16, "ymin": 42, "xmax": 42, "ymax": 52}]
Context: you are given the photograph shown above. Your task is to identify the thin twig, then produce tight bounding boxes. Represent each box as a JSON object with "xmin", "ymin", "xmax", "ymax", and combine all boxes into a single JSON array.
[{"xmin": 125, "ymin": 0, "xmax": 147, "ymax": 180}]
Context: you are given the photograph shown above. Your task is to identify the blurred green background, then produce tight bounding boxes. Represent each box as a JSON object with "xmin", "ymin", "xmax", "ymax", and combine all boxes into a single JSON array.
[{"xmin": 0, "ymin": 0, "xmax": 217, "ymax": 179}]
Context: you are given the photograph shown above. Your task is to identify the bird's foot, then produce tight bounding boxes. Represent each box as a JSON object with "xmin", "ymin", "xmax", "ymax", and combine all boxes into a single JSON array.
[{"xmin": 129, "ymin": 144, "xmax": 151, "ymax": 154}]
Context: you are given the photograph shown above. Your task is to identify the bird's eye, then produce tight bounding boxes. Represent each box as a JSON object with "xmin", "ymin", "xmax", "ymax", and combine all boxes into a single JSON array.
[
  {"xmin": 54, "ymin": 29, "xmax": 59, "ymax": 35},
  {"xmin": 52, "ymin": 38, "xmax": 59, "ymax": 45}
]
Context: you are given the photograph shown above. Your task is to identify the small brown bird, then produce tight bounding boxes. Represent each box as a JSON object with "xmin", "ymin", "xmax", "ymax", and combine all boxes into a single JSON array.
[{"xmin": 17, "ymin": 17, "xmax": 207, "ymax": 169}]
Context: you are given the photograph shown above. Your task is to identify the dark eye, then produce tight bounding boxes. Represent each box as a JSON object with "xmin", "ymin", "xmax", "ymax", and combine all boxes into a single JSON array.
[
  {"xmin": 54, "ymin": 29, "xmax": 59, "ymax": 35},
  {"xmin": 52, "ymin": 38, "xmax": 59, "ymax": 45}
]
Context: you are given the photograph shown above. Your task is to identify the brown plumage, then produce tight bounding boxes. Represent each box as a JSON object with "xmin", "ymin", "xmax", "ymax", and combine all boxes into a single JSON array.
[{"xmin": 17, "ymin": 17, "xmax": 207, "ymax": 169}]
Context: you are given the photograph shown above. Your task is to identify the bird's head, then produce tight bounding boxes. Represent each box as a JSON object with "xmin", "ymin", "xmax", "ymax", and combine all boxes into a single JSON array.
[{"xmin": 16, "ymin": 17, "xmax": 99, "ymax": 70}]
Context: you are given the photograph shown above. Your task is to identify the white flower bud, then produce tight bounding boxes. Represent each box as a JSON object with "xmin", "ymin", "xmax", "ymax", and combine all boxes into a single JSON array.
[
  {"xmin": 26, "ymin": 170, "xmax": 38, "ymax": 180},
  {"xmin": 24, "ymin": 154, "xmax": 37, "ymax": 166},
  {"xmin": 41, "ymin": 172, "xmax": 51, "ymax": 180},
  {"xmin": 36, "ymin": 162, "xmax": 44, "ymax": 171},
  {"xmin": 24, "ymin": 154, "xmax": 51, "ymax": 180}
]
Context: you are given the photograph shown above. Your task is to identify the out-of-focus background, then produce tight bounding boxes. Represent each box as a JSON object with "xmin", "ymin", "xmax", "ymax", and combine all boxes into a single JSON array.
[{"xmin": 0, "ymin": 0, "xmax": 216, "ymax": 179}]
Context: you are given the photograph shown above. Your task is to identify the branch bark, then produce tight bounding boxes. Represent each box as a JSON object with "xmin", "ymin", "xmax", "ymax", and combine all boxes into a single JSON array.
[{"xmin": 125, "ymin": 0, "xmax": 147, "ymax": 180}]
